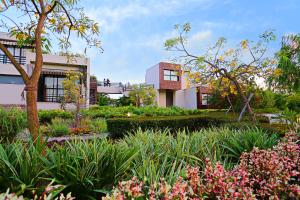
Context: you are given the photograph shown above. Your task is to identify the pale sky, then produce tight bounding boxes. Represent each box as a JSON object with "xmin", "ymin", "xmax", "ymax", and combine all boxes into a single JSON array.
[{"xmin": 2, "ymin": 0, "xmax": 300, "ymax": 84}]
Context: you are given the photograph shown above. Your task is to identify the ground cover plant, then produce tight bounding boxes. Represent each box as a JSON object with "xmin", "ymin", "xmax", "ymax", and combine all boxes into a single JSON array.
[
  {"xmin": 104, "ymin": 132, "xmax": 299, "ymax": 200},
  {"xmin": 0, "ymin": 108, "xmax": 27, "ymax": 141},
  {"xmin": 0, "ymin": 127, "xmax": 282, "ymax": 199}
]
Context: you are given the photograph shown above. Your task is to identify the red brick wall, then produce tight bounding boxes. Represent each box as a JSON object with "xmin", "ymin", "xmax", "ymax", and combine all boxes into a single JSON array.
[{"xmin": 159, "ymin": 62, "xmax": 181, "ymax": 90}]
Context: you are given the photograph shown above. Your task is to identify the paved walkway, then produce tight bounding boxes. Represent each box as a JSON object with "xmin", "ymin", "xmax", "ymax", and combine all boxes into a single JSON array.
[{"xmin": 47, "ymin": 133, "xmax": 109, "ymax": 142}]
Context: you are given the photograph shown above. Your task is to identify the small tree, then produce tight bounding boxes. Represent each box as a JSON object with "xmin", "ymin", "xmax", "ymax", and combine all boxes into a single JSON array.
[
  {"xmin": 165, "ymin": 23, "xmax": 276, "ymax": 121},
  {"xmin": 268, "ymin": 34, "xmax": 300, "ymax": 93},
  {"xmin": 129, "ymin": 85, "xmax": 156, "ymax": 107},
  {"xmin": 0, "ymin": 0, "xmax": 101, "ymax": 143},
  {"xmin": 62, "ymin": 71, "xmax": 85, "ymax": 128}
]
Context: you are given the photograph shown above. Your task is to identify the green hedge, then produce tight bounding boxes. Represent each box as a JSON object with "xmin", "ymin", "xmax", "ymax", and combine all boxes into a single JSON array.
[
  {"xmin": 107, "ymin": 114, "xmax": 288, "ymax": 138},
  {"xmin": 107, "ymin": 115, "xmax": 229, "ymax": 138},
  {"xmin": 38, "ymin": 110, "xmax": 73, "ymax": 124}
]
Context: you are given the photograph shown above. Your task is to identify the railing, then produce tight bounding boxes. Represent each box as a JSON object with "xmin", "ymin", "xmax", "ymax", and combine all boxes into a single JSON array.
[
  {"xmin": 97, "ymin": 81, "xmax": 123, "ymax": 87},
  {"xmin": 0, "ymin": 54, "xmax": 26, "ymax": 65}
]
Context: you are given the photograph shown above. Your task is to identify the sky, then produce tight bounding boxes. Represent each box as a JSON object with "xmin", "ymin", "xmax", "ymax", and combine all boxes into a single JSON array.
[
  {"xmin": 76, "ymin": 0, "xmax": 300, "ymax": 84},
  {"xmin": 2, "ymin": 0, "xmax": 300, "ymax": 84}
]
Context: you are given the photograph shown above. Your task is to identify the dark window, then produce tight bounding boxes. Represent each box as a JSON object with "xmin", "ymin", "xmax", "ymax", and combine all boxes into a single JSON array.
[
  {"xmin": 44, "ymin": 76, "xmax": 65, "ymax": 102},
  {"xmin": 0, "ymin": 75, "xmax": 24, "ymax": 84},
  {"xmin": 163, "ymin": 70, "xmax": 179, "ymax": 81},
  {"xmin": 0, "ymin": 46, "xmax": 26, "ymax": 65},
  {"xmin": 201, "ymin": 93, "xmax": 211, "ymax": 106}
]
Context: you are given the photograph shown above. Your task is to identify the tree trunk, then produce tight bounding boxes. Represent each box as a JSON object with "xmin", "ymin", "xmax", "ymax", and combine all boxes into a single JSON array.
[
  {"xmin": 25, "ymin": 84, "xmax": 41, "ymax": 144},
  {"xmin": 232, "ymin": 81, "xmax": 256, "ymax": 122}
]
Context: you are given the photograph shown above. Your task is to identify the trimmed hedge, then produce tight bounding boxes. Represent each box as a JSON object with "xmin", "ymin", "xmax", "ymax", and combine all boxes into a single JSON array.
[
  {"xmin": 107, "ymin": 115, "xmax": 288, "ymax": 138},
  {"xmin": 107, "ymin": 115, "xmax": 229, "ymax": 138},
  {"xmin": 38, "ymin": 110, "xmax": 73, "ymax": 124}
]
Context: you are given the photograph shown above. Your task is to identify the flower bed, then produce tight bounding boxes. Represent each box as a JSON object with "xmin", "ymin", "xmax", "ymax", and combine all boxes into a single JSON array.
[{"xmin": 104, "ymin": 132, "xmax": 300, "ymax": 200}]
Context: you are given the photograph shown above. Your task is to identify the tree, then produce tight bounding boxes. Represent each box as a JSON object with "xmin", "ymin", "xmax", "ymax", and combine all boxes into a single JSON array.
[
  {"xmin": 165, "ymin": 23, "xmax": 276, "ymax": 121},
  {"xmin": 268, "ymin": 34, "xmax": 300, "ymax": 93},
  {"xmin": 97, "ymin": 94, "xmax": 111, "ymax": 106},
  {"xmin": 128, "ymin": 85, "xmax": 156, "ymax": 107},
  {"xmin": 0, "ymin": 0, "xmax": 101, "ymax": 143},
  {"xmin": 62, "ymin": 71, "xmax": 85, "ymax": 128}
]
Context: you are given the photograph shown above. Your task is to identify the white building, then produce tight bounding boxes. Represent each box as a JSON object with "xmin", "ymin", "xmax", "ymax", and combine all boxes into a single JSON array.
[
  {"xmin": 0, "ymin": 32, "xmax": 91, "ymax": 110},
  {"xmin": 145, "ymin": 62, "xmax": 213, "ymax": 109}
]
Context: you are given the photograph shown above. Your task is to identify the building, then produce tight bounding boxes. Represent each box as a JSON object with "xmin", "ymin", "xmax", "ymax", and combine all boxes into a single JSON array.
[
  {"xmin": 145, "ymin": 62, "xmax": 213, "ymax": 109},
  {"xmin": 0, "ymin": 32, "xmax": 91, "ymax": 109}
]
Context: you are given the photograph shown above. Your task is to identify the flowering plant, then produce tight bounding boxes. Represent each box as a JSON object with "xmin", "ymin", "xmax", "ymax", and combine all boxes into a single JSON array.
[{"xmin": 103, "ymin": 132, "xmax": 300, "ymax": 200}]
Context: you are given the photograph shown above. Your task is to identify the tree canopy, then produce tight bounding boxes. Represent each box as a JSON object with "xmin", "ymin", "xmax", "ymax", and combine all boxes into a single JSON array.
[{"xmin": 165, "ymin": 23, "xmax": 276, "ymax": 121}]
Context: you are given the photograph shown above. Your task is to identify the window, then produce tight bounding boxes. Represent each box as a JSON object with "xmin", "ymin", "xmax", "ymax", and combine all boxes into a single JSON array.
[
  {"xmin": 163, "ymin": 70, "xmax": 179, "ymax": 81},
  {"xmin": 44, "ymin": 76, "xmax": 65, "ymax": 102},
  {"xmin": 0, "ymin": 46, "xmax": 26, "ymax": 65},
  {"xmin": 0, "ymin": 75, "xmax": 24, "ymax": 85},
  {"xmin": 201, "ymin": 93, "xmax": 211, "ymax": 106}
]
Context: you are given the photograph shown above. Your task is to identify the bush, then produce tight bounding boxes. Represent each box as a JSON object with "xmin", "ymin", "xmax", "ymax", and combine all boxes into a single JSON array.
[
  {"xmin": 0, "ymin": 108, "xmax": 27, "ymax": 140},
  {"xmin": 107, "ymin": 115, "xmax": 227, "ymax": 138},
  {"xmin": 46, "ymin": 118, "xmax": 70, "ymax": 137},
  {"xmin": 104, "ymin": 133, "xmax": 299, "ymax": 200},
  {"xmin": 287, "ymin": 94, "xmax": 300, "ymax": 112},
  {"xmin": 82, "ymin": 106, "xmax": 203, "ymax": 119},
  {"xmin": 0, "ymin": 128, "xmax": 281, "ymax": 199},
  {"xmin": 38, "ymin": 110, "xmax": 73, "ymax": 124}
]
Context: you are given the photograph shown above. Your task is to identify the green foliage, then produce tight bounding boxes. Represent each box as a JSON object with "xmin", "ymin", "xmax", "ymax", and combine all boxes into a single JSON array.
[
  {"xmin": 115, "ymin": 95, "xmax": 133, "ymax": 107},
  {"xmin": 259, "ymin": 90, "xmax": 276, "ymax": 108},
  {"xmin": 0, "ymin": 128, "xmax": 280, "ymax": 198},
  {"xmin": 286, "ymin": 93, "xmax": 300, "ymax": 112},
  {"xmin": 82, "ymin": 105, "xmax": 203, "ymax": 119},
  {"xmin": 128, "ymin": 85, "xmax": 156, "ymax": 107},
  {"xmin": 107, "ymin": 115, "xmax": 228, "ymax": 138},
  {"xmin": 38, "ymin": 110, "xmax": 73, "ymax": 124},
  {"xmin": 97, "ymin": 94, "xmax": 112, "ymax": 106},
  {"xmin": 46, "ymin": 118, "xmax": 70, "ymax": 137},
  {"xmin": 269, "ymin": 34, "xmax": 300, "ymax": 93},
  {"xmin": 89, "ymin": 118, "xmax": 107, "ymax": 133},
  {"xmin": 0, "ymin": 108, "xmax": 27, "ymax": 140}
]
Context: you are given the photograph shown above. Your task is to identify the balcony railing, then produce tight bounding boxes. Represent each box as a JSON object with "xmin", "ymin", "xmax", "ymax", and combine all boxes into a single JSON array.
[{"xmin": 0, "ymin": 54, "xmax": 26, "ymax": 65}]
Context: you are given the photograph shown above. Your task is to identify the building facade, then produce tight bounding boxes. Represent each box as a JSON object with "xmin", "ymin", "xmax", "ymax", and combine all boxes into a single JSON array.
[
  {"xmin": 145, "ymin": 62, "xmax": 213, "ymax": 109},
  {"xmin": 0, "ymin": 32, "xmax": 91, "ymax": 110}
]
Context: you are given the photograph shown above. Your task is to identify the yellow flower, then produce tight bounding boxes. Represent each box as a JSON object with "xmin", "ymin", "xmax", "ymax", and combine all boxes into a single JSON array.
[
  {"xmin": 241, "ymin": 40, "xmax": 248, "ymax": 49},
  {"xmin": 273, "ymin": 68, "xmax": 282, "ymax": 77},
  {"xmin": 218, "ymin": 55, "xmax": 224, "ymax": 62}
]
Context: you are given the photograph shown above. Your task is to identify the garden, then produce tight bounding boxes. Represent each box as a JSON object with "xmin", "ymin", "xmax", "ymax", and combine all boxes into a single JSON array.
[{"xmin": 0, "ymin": 1, "xmax": 300, "ymax": 199}]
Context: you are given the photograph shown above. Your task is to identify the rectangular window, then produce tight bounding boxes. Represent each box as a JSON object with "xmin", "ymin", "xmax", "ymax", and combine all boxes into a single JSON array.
[
  {"xmin": 0, "ymin": 75, "xmax": 24, "ymax": 85},
  {"xmin": 201, "ymin": 94, "xmax": 211, "ymax": 106},
  {"xmin": 163, "ymin": 70, "xmax": 179, "ymax": 81},
  {"xmin": 0, "ymin": 46, "xmax": 26, "ymax": 65},
  {"xmin": 44, "ymin": 76, "xmax": 65, "ymax": 102}
]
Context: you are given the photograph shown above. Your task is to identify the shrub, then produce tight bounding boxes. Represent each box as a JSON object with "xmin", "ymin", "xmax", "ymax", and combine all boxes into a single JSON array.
[
  {"xmin": 38, "ymin": 110, "xmax": 73, "ymax": 124},
  {"xmin": 81, "ymin": 106, "xmax": 203, "ymax": 119},
  {"xmin": 107, "ymin": 115, "xmax": 227, "ymax": 138},
  {"xmin": 46, "ymin": 118, "xmax": 70, "ymax": 137},
  {"xmin": 0, "ymin": 108, "xmax": 27, "ymax": 140},
  {"xmin": 89, "ymin": 118, "xmax": 107, "ymax": 133},
  {"xmin": 104, "ymin": 132, "xmax": 300, "ymax": 200},
  {"xmin": 287, "ymin": 94, "xmax": 300, "ymax": 112},
  {"xmin": 0, "ymin": 128, "xmax": 280, "ymax": 199}
]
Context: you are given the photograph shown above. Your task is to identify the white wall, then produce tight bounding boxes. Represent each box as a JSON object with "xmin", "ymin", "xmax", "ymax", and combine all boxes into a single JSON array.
[
  {"xmin": 145, "ymin": 64, "xmax": 159, "ymax": 89},
  {"xmin": 158, "ymin": 90, "xmax": 166, "ymax": 107},
  {"xmin": 174, "ymin": 87, "xmax": 197, "ymax": 109},
  {"xmin": 37, "ymin": 102, "xmax": 76, "ymax": 110},
  {"xmin": 0, "ymin": 84, "xmax": 26, "ymax": 105},
  {"xmin": 0, "ymin": 63, "xmax": 25, "ymax": 75}
]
